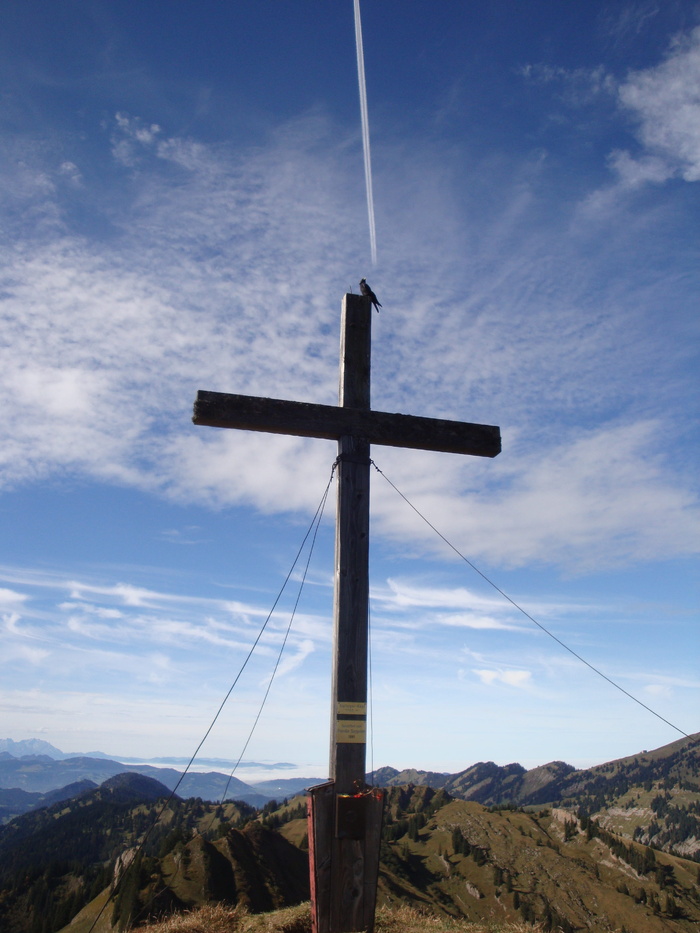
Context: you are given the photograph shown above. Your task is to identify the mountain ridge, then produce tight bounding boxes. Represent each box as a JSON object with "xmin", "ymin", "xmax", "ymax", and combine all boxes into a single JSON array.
[
  {"xmin": 370, "ymin": 732, "xmax": 699, "ymax": 803},
  {"xmin": 0, "ymin": 740, "xmax": 324, "ymax": 814},
  {"xmin": 0, "ymin": 753, "xmax": 268, "ymax": 806},
  {"xmin": 1, "ymin": 744, "xmax": 699, "ymax": 933},
  {"xmin": 54, "ymin": 783, "xmax": 700, "ymax": 933},
  {"xmin": 3, "ymin": 733, "xmax": 698, "ymax": 850},
  {"xmin": 370, "ymin": 732, "xmax": 700, "ymax": 862}
]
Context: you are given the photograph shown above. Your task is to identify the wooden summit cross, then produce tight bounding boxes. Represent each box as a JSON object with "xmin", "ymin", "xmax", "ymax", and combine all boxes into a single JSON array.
[{"xmin": 192, "ymin": 294, "xmax": 500, "ymax": 933}]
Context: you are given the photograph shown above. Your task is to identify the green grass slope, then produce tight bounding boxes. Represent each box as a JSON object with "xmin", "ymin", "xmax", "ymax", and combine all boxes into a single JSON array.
[
  {"xmin": 378, "ymin": 790, "xmax": 700, "ymax": 932},
  {"xmin": 372, "ymin": 732, "xmax": 700, "ymax": 860}
]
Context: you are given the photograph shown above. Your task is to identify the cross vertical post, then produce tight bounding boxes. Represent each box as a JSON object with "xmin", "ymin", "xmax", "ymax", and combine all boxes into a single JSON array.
[
  {"xmin": 306, "ymin": 296, "xmax": 384, "ymax": 933},
  {"xmin": 332, "ymin": 294, "xmax": 371, "ymax": 794}
]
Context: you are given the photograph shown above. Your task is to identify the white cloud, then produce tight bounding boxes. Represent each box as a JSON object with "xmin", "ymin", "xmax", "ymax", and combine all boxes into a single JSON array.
[
  {"xmin": 380, "ymin": 580, "xmax": 504, "ymax": 612},
  {"xmin": 615, "ymin": 25, "xmax": 700, "ymax": 182},
  {"xmin": 644, "ymin": 683, "xmax": 672, "ymax": 698},
  {"xmin": 0, "ymin": 588, "xmax": 27, "ymax": 606},
  {"xmin": 68, "ymin": 582, "xmax": 160, "ymax": 607},
  {"xmin": 472, "ymin": 669, "xmax": 533, "ymax": 688},
  {"xmin": 633, "ymin": 672, "xmax": 700, "ymax": 691},
  {"xmin": 437, "ymin": 613, "xmax": 521, "ymax": 631},
  {"xmin": 370, "ymin": 421, "xmax": 699, "ymax": 570},
  {"xmin": 3, "ymin": 612, "xmax": 22, "ymax": 635},
  {"xmin": 607, "ymin": 149, "xmax": 673, "ymax": 187},
  {"xmin": 59, "ymin": 602, "xmax": 124, "ymax": 619},
  {"xmin": 524, "ymin": 26, "xmax": 700, "ymax": 187},
  {"xmin": 601, "ymin": 3, "xmax": 662, "ymax": 43},
  {"xmin": 1, "ymin": 109, "xmax": 697, "ymax": 573},
  {"xmin": 518, "ymin": 62, "xmax": 615, "ymax": 105},
  {"xmin": 0, "ymin": 565, "xmax": 328, "ymax": 683},
  {"xmin": 1, "ymin": 643, "xmax": 50, "ymax": 665},
  {"xmin": 111, "ymin": 113, "xmax": 162, "ymax": 166},
  {"xmin": 372, "ymin": 580, "xmax": 524, "ymax": 631},
  {"xmin": 270, "ymin": 638, "xmax": 315, "ymax": 680}
]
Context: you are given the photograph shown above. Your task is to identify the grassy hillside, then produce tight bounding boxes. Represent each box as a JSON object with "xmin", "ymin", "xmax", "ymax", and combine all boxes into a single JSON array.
[
  {"xmin": 377, "ymin": 788, "xmax": 700, "ymax": 932},
  {"xmin": 116, "ymin": 902, "xmax": 542, "ymax": 933},
  {"xmin": 371, "ymin": 732, "xmax": 700, "ymax": 860},
  {"xmin": 1, "ymin": 734, "xmax": 697, "ymax": 933},
  {"xmin": 0, "ymin": 774, "xmax": 258, "ymax": 933},
  {"xmin": 55, "ymin": 785, "xmax": 700, "ymax": 933}
]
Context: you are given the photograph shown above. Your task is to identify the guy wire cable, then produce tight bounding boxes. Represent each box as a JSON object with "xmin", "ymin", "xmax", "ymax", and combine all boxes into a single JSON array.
[
  {"xmin": 215, "ymin": 468, "xmax": 333, "ymax": 806},
  {"xmin": 87, "ymin": 461, "xmax": 339, "ymax": 933},
  {"xmin": 130, "ymin": 465, "xmax": 335, "ymax": 929},
  {"xmin": 371, "ymin": 460, "xmax": 690, "ymax": 740}
]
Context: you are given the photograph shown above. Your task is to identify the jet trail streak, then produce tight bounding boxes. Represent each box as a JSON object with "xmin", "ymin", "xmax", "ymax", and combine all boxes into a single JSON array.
[{"xmin": 354, "ymin": 0, "xmax": 377, "ymax": 265}]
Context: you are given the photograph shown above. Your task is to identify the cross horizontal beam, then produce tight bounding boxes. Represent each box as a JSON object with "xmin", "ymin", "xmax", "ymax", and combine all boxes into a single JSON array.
[{"xmin": 193, "ymin": 389, "xmax": 501, "ymax": 458}]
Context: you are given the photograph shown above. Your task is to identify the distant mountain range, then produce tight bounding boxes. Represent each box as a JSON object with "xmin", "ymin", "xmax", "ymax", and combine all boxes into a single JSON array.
[
  {"xmin": 1, "ymin": 766, "xmax": 699, "ymax": 933},
  {"xmin": 0, "ymin": 738, "xmax": 111, "ymax": 760},
  {"xmin": 0, "ymin": 729, "xmax": 696, "ymax": 890},
  {"xmin": 2, "ymin": 733, "xmax": 699, "ymax": 858},
  {"xmin": 0, "ymin": 738, "xmax": 300, "ymax": 770},
  {"xmin": 0, "ymin": 751, "xmax": 325, "ymax": 820},
  {"xmin": 0, "ymin": 752, "xmax": 257, "ymax": 807}
]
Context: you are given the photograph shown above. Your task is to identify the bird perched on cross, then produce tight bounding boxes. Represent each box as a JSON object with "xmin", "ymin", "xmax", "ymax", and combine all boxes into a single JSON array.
[{"xmin": 359, "ymin": 278, "xmax": 382, "ymax": 312}]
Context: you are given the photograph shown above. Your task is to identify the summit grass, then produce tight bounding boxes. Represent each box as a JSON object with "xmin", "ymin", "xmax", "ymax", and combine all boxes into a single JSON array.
[{"xmin": 134, "ymin": 902, "xmax": 541, "ymax": 933}]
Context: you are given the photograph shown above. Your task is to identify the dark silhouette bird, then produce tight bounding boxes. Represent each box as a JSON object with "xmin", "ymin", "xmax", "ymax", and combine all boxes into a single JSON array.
[{"xmin": 359, "ymin": 277, "xmax": 382, "ymax": 312}]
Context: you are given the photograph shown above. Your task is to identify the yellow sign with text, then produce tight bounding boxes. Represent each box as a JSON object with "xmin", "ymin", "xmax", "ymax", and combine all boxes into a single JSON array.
[
  {"xmin": 337, "ymin": 702, "xmax": 367, "ymax": 716},
  {"xmin": 336, "ymin": 719, "xmax": 367, "ymax": 743}
]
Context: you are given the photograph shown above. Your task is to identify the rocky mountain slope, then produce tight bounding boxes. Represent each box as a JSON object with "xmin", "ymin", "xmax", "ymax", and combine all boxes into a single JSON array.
[
  {"xmin": 371, "ymin": 732, "xmax": 700, "ymax": 860},
  {"xmin": 0, "ymin": 772, "xmax": 286, "ymax": 933},
  {"xmin": 68, "ymin": 785, "xmax": 700, "ymax": 933},
  {"xmin": 0, "ymin": 779, "xmax": 98, "ymax": 823},
  {"xmin": 375, "ymin": 785, "xmax": 700, "ymax": 932},
  {"xmin": 1, "ymin": 769, "xmax": 699, "ymax": 933},
  {"xmin": 0, "ymin": 732, "xmax": 697, "ymax": 933}
]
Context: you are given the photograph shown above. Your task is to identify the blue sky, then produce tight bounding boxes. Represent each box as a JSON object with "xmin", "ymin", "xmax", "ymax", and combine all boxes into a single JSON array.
[{"xmin": 1, "ymin": 1, "xmax": 698, "ymax": 780}]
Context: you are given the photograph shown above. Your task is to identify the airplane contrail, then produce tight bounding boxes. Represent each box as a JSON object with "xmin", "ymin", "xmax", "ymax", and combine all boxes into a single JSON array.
[{"xmin": 354, "ymin": 0, "xmax": 377, "ymax": 265}]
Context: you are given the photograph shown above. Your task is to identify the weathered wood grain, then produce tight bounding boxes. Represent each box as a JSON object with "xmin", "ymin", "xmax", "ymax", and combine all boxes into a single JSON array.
[
  {"xmin": 308, "ymin": 783, "xmax": 335, "ymax": 933},
  {"xmin": 192, "ymin": 392, "xmax": 501, "ymax": 458},
  {"xmin": 308, "ymin": 782, "xmax": 385, "ymax": 933}
]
